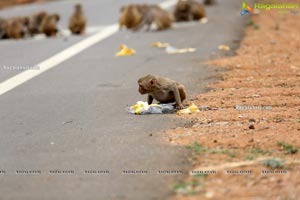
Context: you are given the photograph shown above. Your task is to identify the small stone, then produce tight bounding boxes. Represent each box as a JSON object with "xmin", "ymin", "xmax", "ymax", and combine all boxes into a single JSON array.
[
  {"xmin": 249, "ymin": 118, "xmax": 256, "ymax": 122},
  {"xmin": 205, "ymin": 191, "xmax": 215, "ymax": 198},
  {"xmin": 149, "ymin": 133, "xmax": 153, "ymax": 137},
  {"xmin": 213, "ymin": 139, "xmax": 218, "ymax": 143},
  {"xmin": 249, "ymin": 138, "xmax": 254, "ymax": 142},
  {"xmin": 249, "ymin": 124, "xmax": 255, "ymax": 129}
]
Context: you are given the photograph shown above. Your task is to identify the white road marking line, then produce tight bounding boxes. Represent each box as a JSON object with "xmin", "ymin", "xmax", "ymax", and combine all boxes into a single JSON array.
[
  {"xmin": 0, "ymin": 24, "xmax": 118, "ymax": 96},
  {"xmin": 0, "ymin": 0, "xmax": 177, "ymax": 97}
]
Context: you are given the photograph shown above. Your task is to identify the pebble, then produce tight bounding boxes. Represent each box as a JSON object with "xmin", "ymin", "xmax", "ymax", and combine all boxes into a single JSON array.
[{"xmin": 249, "ymin": 118, "xmax": 256, "ymax": 122}]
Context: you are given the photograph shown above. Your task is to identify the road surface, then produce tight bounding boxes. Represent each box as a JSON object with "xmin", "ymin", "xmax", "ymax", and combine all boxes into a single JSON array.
[{"xmin": 0, "ymin": 0, "xmax": 248, "ymax": 199}]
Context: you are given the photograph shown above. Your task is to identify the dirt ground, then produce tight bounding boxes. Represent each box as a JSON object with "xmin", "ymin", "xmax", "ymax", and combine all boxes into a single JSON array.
[{"xmin": 165, "ymin": 7, "xmax": 300, "ymax": 200}]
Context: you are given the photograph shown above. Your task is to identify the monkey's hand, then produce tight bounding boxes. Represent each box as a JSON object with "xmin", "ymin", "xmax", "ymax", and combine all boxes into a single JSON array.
[
  {"xmin": 173, "ymin": 86, "xmax": 185, "ymax": 109},
  {"xmin": 147, "ymin": 95, "xmax": 154, "ymax": 105},
  {"xmin": 176, "ymin": 103, "xmax": 185, "ymax": 110}
]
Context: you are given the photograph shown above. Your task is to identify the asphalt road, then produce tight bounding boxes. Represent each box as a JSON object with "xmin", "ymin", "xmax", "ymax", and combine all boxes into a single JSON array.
[{"xmin": 0, "ymin": 0, "xmax": 249, "ymax": 199}]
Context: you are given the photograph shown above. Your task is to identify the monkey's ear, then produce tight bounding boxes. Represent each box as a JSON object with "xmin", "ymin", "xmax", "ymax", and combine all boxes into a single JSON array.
[
  {"xmin": 150, "ymin": 79, "xmax": 156, "ymax": 85},
  {"xmin": 120, "ymin": 6, "xmax": 125, "ymax": 12},
  {"xmin": 75, "ymin": 4, "xmax": 82, "ymax": 9}
]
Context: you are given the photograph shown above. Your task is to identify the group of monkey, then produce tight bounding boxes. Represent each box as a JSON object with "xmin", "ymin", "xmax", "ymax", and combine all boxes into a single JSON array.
[
  {"xmin": 0, "ymin": 3, "xmax": 86, "ymax": 40},
  {"xmin": 0, "ymin": 0, "xmax": 215, "ymax": 40},
  {"xmin": 119, "ymin": 0, "xmax": 215, "ymax": 31},
  {"xmin": 0, "ymin": 0, "xmax": 214, "ymax": 109}
]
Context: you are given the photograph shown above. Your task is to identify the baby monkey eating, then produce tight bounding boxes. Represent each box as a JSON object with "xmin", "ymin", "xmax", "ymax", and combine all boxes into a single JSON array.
[{"xmin": 138, "ymin": 74, "xmax": 186, "ymax": 109}]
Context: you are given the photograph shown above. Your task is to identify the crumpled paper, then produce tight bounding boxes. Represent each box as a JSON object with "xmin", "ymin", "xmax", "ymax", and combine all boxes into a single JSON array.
[
  {"xmin": 151, "ymin": 41, "xmax": 196, "ymax": 54},
  {"xmin": 128, "ymin": 101, "xmax": 174, "ymax": 115},
  {"xmin": 165, "ymin": 46, "xmax": 196, "ymax": 54}
]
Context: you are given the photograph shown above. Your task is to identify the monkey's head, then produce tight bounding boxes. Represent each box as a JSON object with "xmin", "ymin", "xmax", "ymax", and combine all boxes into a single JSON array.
[
  {"xmin": 52, "ymin": 14, "xmax": 60, "ymax": 22},
  {"xmin": 75, "ymin": 4, "xmax": 82, "ymax": 11},
  {"xmin": 120, "ymin": 6, "xmax": 125, "ymax": 13},
  {"xmin": 138, "ymin": 75, "xmax": 157, "ymax": 95},
  {"xmin": 176, "ymin": 0, "xmax": 190, "ymax": 12},
  {"xmin": 37, "ymin": 11, "xmax": 48, "ymax": 22},
  {"xmin": 22, "ymin": 17, "xmax": 30, "ymax": 26}
]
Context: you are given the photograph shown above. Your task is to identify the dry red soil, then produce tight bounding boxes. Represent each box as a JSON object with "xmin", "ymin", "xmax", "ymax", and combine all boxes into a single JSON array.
[{"xmin": 165, "ymin": 7, "xmax": 300, "ymax": 200}]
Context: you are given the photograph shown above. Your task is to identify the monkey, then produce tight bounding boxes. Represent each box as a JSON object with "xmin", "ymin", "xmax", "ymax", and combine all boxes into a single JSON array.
[
  {"xmin": 5, "ymin": 17, "xmax": 29, "ymax": 39},
  {"xmin": 119, "ymin": 4, "xmax": 172, "ymax": 31},
  {"xmin": 27, "ymin": 11, "xmax": 48, "ymax": 36},
  {"xmin": 40, "ymin": 13, "xmax": 60, "ymax": 37},
  {"xmin": 0, "ymin": 18, "xmax": 6, "ymax": 39},
  {"xmin": 119, "ymin": 4, "xmax": 143, "ymax": 30},
  {"xmin": 69, "ymin": 4, "xmax": 86, "ymax": 35},
  {"xmin": 174, "ymin": 0, "xmax": 206, "ymax": 22},
  {"xmin": 138, "ymin": 74, "xmax": 187, "ymax": 109},
  {"xmin": 203, "ymin": 0, "xmax": 216, "ymax": 5},
  {"xmin": 136, "ymin": 5, "xmax": 172, "ymax": 31}
]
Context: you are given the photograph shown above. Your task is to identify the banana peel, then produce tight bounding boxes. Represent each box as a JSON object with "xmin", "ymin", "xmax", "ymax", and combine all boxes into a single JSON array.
[
  {"xmin": 130, "ymin": 101, "xmax": 149, "ymax": 115},
  {"xmin": 115, "ymin": 44, "xmax": 136, "ymax": 56},
  {"xmin": 151, "ymin": 42, "xmax": 170, "ymax": 48},
  {"xmin": 177, "ymin": 103, "xmax": 200, "ymax": 114}
]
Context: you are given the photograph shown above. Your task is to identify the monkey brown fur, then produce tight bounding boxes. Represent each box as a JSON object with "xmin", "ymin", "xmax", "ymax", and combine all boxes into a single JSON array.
[
  {"xmin": 5, "ymin": 17, "xmax": 29, "ymax": 39},
  {"xmin": 174, "ymin": 0, "xmax": 206, "ymax": 22},
  {"xmin": 0, "ymin": 18, "xmax": 6, "ymax": 39},
  {"xmin": 27, "ymin": 11, "xmax": 48, "ymax": 36},
  {"xmin": 139, "ymin": 5, "xmax": 172, "ymax": 31},
  {"xmin": 119, "ymin": 4, "xmax": 143, "ymax": 30},
  {"xmin": 119, "ymin": 4, "xmax": 172, "ymax": 31},
  {"xmin": 203, "ymin": 0, "xmax": 215, "ymax": 5},
  {"xmin": 138, "ymin": 74, "xmax": 186, "ymax": 109},
  {"xmin": 40, "ymin": 13, "xmax": 60, "ymax": 37},
  {"xmin": 69, "ymin": 4, "xmax": 86, "ymax": 35}
]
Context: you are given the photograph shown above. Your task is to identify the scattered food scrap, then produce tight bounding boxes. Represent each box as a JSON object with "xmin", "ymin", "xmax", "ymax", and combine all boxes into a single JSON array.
[
  {"xmin": 115, "ymin": 44, "xmax": 136, "ymax": 56},
  {"xmin": 128, "ymin": 101, "xmax": 174, "ymax": 115},
  {"xmin": 151, "ymin": 42, "xmax": 196, "ymax": 54},
  {"xmin": 218, "ymin": 44, "xmax": 231, "ymax": 51},
  {"xmin": 200, "ymin": 17, "xmax": 208, "ymax": 24},
  {"xmin": 177, "ymin": 103, "xmax": 200, "ymax": 114},
  {"xmin": 166, "ymin": 46, "xmax": 196, "ymax": 54},
  {"xmin": 151, "ymin": 42, "xmax": 170, "ymax": 48}
]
